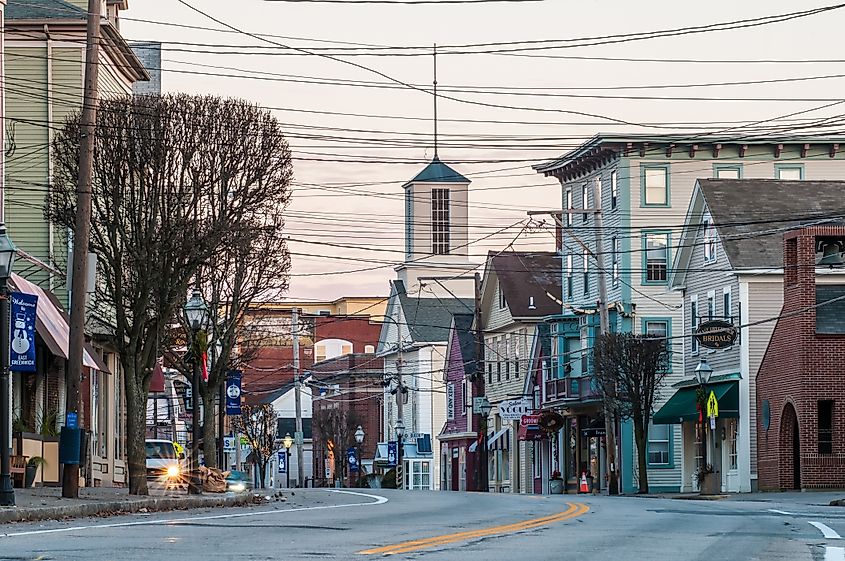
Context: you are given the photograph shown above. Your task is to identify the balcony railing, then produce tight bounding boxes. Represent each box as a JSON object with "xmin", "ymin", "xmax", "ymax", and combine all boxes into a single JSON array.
[{"xmin": 543, "ymin": 375, "xmax": 600, "ymax": 403}]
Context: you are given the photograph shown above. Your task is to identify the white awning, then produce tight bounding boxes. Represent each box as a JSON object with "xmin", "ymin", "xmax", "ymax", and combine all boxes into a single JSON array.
[{"xmin": 488, "ymin": 426, "xmax": 511, "ymax": 451}]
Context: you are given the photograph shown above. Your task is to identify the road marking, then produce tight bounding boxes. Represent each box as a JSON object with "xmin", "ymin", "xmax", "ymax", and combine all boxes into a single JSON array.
[
  {"xmin": 811, "ymin": 522, "xmax": 842, "ymax": 539},
  {"xmin": 358, "ymin": 502, "xmax": 589, "ymax": 555},
  {"xmin": 826, "ymin": 546, "xmax": 845, "ymax": 561},
  {"xmin": 0, "ymin": 490, "xmax": 387, "ymax": 539},
  {"xmin": 769, "ymin": 509, "xmax": 796, "ymax": 515}
]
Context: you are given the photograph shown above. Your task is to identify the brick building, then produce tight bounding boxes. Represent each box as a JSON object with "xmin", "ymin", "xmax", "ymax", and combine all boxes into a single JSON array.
[
  {"xmin": 757, "ymin": 225, "xmax": 845, "ymax": 490},
  {"xmin": 310, "ymin": 353, "xmax": 384, "ymax": 486}
]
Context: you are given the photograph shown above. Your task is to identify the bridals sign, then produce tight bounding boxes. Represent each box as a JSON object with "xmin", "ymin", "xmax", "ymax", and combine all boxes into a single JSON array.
[{"xmin": 10, "ymin": 292, "xmax": 37, "ymax": 372}]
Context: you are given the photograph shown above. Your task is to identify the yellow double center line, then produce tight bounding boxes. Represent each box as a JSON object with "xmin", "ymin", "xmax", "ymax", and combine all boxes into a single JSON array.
[{"xmin": 358, "ymin": 502, "xmax": 589, "ymax": 556}]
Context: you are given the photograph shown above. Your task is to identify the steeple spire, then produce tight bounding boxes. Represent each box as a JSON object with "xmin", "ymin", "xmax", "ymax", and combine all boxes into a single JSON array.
[{"xmin": 433, "ymin": 43, "xmax": 438, "ymax": 159}]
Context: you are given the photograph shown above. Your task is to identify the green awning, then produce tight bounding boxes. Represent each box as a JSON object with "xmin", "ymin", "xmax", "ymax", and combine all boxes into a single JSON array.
[{"xmin": 653, "ymin": 381, "xmax": 739, "ymax": 425}]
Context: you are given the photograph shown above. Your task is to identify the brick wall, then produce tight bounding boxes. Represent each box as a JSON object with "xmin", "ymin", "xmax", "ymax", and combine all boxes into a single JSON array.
[{"xmin": 757, "ymin": 227, "xmax": 845, "ymax": 490}]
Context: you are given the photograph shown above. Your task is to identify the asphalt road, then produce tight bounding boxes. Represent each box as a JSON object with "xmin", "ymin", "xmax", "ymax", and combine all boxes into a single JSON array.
[{"xmin": 1, "ymin": 488, "xmax": 844, "ymax": 560}]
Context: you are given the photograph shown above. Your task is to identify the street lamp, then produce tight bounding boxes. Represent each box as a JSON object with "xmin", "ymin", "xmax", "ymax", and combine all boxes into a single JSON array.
[
  {"xmin": 694, "ymin": 359, "xmax": 714, "ymax": 468},
  {"xmin": 354, "ymin": 425, "xmax": 365, "ymax": 487},
  {"xmin": 478, "ymin": 396, "xmax": 492, "ymax": 493},
  {"xmin": 184, "ymin": 289, "xmax": 208, "ymax": 495},
  {"xmin": 395, "ymin": 419, "xmax": 405, "ymax": 491},
  {"xmin": 0, "ymin": 225, "xmax": 16, "ymax": 506},
  {"xmin": 282, "ymin": 432, "xmax": 293, "ymax": 488}
]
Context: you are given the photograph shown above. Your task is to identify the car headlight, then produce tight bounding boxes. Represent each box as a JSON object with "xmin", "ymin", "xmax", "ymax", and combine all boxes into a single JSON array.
[{"xmin": 166, "ymin": 465, "xmax": 180, "ymax": 478}]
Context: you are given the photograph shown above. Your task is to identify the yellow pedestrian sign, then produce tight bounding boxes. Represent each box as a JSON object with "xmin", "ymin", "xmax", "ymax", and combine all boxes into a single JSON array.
[{"xmin": 706, "ymin": 391, "xmax": 719, "ymax": 418}]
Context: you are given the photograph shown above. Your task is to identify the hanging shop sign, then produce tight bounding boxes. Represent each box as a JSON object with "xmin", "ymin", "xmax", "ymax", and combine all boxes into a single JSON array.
[
  {"xmin": 10, "ymin": 292, "xmax": 37, "ymax": 372},
  {"xmin": 499, "ymin": 398, "xmax": 533, "ymax": 421},
  {"xmin": 695, "ymin": 320, "xmax": 738, "ymax": 350}
]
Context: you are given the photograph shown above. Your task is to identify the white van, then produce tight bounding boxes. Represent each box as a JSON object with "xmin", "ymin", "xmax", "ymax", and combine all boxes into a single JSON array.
[{"xmin": 145, "ymin": 439, "xmax": 182, "ymax": 483}]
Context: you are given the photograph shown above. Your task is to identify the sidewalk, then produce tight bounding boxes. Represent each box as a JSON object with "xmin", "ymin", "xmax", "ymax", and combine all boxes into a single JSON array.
[
  {"xmin": 630, "ymin": 490, "xmax": 845, "ymax": 506},
  {"xmin": 0, "ymin": 486, "xmax": 259, "ymax": 523}
]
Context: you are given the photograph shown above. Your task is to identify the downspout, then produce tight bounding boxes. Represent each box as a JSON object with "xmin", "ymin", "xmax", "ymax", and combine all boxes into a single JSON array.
[{"xmin": 44, "ymin": 24, "xmax": 54, "ymax": 290}]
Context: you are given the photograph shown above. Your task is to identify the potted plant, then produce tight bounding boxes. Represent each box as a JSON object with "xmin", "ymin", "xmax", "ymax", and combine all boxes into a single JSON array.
[
  {"xmin": 694, "ymin": 463, "xmax": 717, "ymax": 495},
  {"xmin": 549, "ymin": 470, "xmax": 564, "ymax": 495},
  {"xmin": 25, "ymin": 456, "xmax": 46, "ymax": 488}
]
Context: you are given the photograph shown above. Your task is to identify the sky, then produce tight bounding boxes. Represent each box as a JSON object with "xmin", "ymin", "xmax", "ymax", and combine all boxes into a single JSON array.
[{"xmin": 120, "ymin": 0, "xmax": 845, "ymax": 301}]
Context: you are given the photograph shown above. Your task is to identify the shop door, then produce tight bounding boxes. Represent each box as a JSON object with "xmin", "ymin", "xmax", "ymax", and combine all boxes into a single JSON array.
[
  {"xmin": 451, "ymin": 449, "xmax": 460, "ymax": 491},
  {"xmin": 721, "ymin": 419, "xmax": 739, "ymax": 493}
]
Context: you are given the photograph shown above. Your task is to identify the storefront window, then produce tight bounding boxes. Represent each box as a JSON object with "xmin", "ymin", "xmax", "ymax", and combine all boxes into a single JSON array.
[{"xmin": 694, "ymin": 423, "xmax": 705, "ymax": 470}]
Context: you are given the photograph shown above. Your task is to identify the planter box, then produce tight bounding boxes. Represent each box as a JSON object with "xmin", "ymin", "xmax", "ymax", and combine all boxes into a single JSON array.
[
  {"xmin": 549, "ymin": 479, "xmax": 564, "ymax": 494},
  {"xmin": 699, "ymin": 472, "xmax": 720, "ymax": 495}
]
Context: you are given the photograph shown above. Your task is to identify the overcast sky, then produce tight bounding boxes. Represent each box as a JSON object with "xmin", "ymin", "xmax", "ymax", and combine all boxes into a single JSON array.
[{"xmin": 121, "ymin": 0, "xmax": 844, "ymax": 300}]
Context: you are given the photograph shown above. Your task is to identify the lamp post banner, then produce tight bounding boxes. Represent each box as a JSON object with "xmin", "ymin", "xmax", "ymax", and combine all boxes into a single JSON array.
[
  {"xmin": 9, "ymin": 292, "xmax": 36, "ymax": 373},
  {"xmin": 225, "ymin": 370, "xmax": 242, "ymax": 415},
  {"xmin": 387, "ymin": 441, "xmax": 397, "ymax": 467},
  {"xmin": 278, "ymin": 450, "xmax": 287, "ymax": 473},
  {"xmin": 348, "ymin": 447, "xmax": 359, "ymax": 472}
]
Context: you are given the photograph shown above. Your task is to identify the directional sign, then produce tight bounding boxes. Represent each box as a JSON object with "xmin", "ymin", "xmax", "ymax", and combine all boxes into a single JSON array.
[
  {"xmin": 706, "ymin": 391, "xmax": 719, "ymax": 418},
  {"xmin": 499, "ymin": 398, "xmax": 532, "ymax": 421}
]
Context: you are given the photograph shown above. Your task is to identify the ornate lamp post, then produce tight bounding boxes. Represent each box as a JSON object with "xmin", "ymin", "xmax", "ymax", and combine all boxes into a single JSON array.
[
  {"xmin": 354, "ymin": 425, "xmax": 364, "ymax": 487},
  {"xmin": 478, "ymin": 396, "xmax": 492, "ymax": 493},
  {"xmin": 0, "ymin": 226, "xmax": 16, "ymax": 506},
  {"xmin": 184, "ymin": 289, "xmax": 208, "ymax": 495},
  {"xmin": 395, "ymin": 419, "xmax": 405, "ymax": 491},
  {"xmin": 694, "ymin": 359, "xmax": 714, "ymax": 467},
  {"xmin": 282, "ymin": 432, "xmax": 293, "ymax": 488}
]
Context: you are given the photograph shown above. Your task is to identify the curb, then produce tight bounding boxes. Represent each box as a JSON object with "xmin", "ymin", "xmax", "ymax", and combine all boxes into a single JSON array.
[{"xmin": 0, "ymin": 493, "xmax": 254, "ymax": 524}]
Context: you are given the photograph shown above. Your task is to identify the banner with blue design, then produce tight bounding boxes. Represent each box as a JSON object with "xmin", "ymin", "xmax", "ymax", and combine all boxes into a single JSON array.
[
  {"xmin": 347, "ymin": 447, "xmax": 359, "ymax": 472},
  {"xmin": 10, "ymin": 292, "xmax": 37, "ymax": 372},
  {"xmin": 387, "ymin": 441, "xmax": 397, "ymax": 467},
  {"xmin": 278, "ymin": 450, "xmax": 287, "ymax": 473},
  {"xmin": 225, "ymin": 370, "xmax": 242, "ymax": 415}
]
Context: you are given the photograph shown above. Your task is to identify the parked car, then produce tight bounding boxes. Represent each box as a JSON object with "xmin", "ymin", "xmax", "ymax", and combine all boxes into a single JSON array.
[
  {"xmin": 145, "ymin": 439, "xmax": 183, "ymax": 485},
  {"xmin": 225, "ymin": 470, "xmax": 252, "ymax": 493}
]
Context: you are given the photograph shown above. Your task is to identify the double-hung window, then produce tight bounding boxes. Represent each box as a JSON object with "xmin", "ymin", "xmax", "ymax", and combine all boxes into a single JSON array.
[
  {"xmin": 723, "ymin": 287, "xmax": 732, "ymax": 322},
  {"xmin": 645, "ymin": 319, "xmax": 671, "ymax": 369},
  {"xmin": 703, "ymin": 215, "xmax": 716, "ymax": 263},
  {"xmin": 565, "ymin": 189, "xmax": 573, "ymax": 226},
  {"xmin": 566, "ymin": 253, "xmax": 574, "ymax": 300},
  {"xmin": 581, "ymin": 184, "xmax": 589, "ymax": 222},
  {"xmin": 610, "ymin": 170, "xmax": 618, "ymax": 210},
  {"xmin": 648, "ymin": 423, "xmax": 671, "ymax": 466},
  {"xmin": 690, "ymin": 296, "xmax": 699, "ymax": 354},
  {"xmin": 707, "ymin": 291, "xmax": 715, "ymax": 321},
  {"xmin": 642, "ymin": 166, "xmax": 669, "ymax": 206},
  {"xmin": 644, "ymin": 232, "xmax": 669, "ymax": 283},
  {"xmin": 583, "ymin": 249, "xmax": 589, "ymax": 295},
  {"xmin": 611, "ymin": 236, "xmax": 619, "ymax": 286}
]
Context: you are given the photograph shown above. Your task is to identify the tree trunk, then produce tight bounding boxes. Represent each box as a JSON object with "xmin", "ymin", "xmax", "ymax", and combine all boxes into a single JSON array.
[
  {"xmin": 258, "ymin": 461, "xmax": 266, "ymax": 489},
  {"xmin": 124, "ymin": 371, "xmax": 149, "ymax": 495},
  {"xmin": 633, "ymin": 419, "xmax": 649, "ymax": 494},
  {"xmin": 201, "ymin": 386, "xmax": 217, "ymax": 469}
]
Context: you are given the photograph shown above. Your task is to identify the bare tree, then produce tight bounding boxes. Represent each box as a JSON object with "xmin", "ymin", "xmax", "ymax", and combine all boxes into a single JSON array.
[
  {"xmin": 592, "ymin": 332, "xmax": 669, "ymax": 494},
  {"xmin": 232, "ymin": 403, "xmax": 278, "ymax": 488},
  {"xmin": 46, "ymin": 94, "xmax": 293, "ymax": 494},
  {"xmin": 312, "ymin": 406, "xmax": 359, "ymax": 483}
]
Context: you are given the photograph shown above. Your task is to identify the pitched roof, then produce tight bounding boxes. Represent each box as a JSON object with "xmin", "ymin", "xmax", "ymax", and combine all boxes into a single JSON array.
[
  {"xmin": 392, "ymin": 280, "xmax": 474, "ymax": 344},
  {"xmin": 7, "ymin": 0, "xmax": 85, "ymax": 20},
  {"xmin": 451, "ymin": 313, "xmax": 477, "ymax": 377},
  {"xmin": 699, "ymin": 179, "xmax": 845, "ymax": 270},
  {"xmin": 490, "ymin": 251, "xmax": 562, "ymax": 318},
  {"xmin": 404, "ymin": 156, "xmax": 470, "ymax": 186}
]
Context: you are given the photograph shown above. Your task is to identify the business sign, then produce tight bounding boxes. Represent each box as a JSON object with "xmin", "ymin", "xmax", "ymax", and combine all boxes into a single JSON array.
[
  {"xmin": 66, "ymin": 411, "xmax": 78, "ymax": 429},
  {"xmin": 278, "ymin": 450, "xmax": 287, "ymax": 473},
  {"xmin": 387, "ymin": 441, "xmax": 398, "ymax": 467},
  {"xmin": 225, "ymin": 370, "xmax": 242, "ymax": 416},
  {"xmin": 446, "ymin": 383, "xmax": 455, "ymax": 420},
  {"xmin": 520, "ymin": 414, "xmax": 542, "ymax": 427},
  {"xmin": 9, "ymin": 292, "xmax": 37, "ymax": 372},
  {"xmin": 185, "ymin": 387, "xmax": 193, "ymax": 411},
  {"xmin": 347, "ymin": 447, "xmax": 359, "ymax": 473},
  {"xmin": 223, "ymin": 436, "xmax": 236, "ymax": 452},
  {"xmin": 695, "ymin": 319, "xmax": 738, "ymax": 350},
  {"xmin": 499, "ymin": 398, "xmax": 532, "ymax": 421}
]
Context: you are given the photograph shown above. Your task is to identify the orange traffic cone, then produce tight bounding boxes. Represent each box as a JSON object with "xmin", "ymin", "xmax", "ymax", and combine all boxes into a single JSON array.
[{"xmin": 580, "ymin": 472, "xmax": 589, "ymax": 493}]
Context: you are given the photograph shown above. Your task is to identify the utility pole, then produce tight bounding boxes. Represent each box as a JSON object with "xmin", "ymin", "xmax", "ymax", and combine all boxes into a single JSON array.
[
  {"xmin": 473, "ymin": 272, "xmax": 488, "ymax": 492},
  {"xmin": 292, "ymin": 307, "xmax": 304, "ymax": 487},
  {"xmin": 63, "ymin": 0, "xmax": 101, "ymax": 499},
  {"xmin": 588, "ymin": 178, "xmax": 619, "ymax": 496},
  {"xmin": 394, "ymin": 323, "xmax": 404, "ymax": 491}
]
